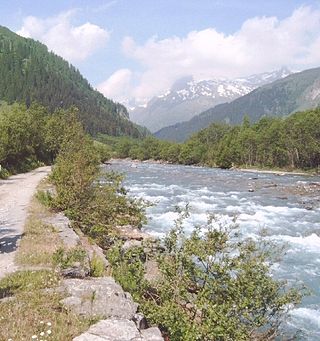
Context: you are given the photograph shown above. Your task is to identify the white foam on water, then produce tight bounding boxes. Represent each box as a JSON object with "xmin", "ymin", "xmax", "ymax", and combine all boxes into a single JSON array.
[
  {"xmin": 143, "ymin": 195, "xmax": 170, "ymax": 203},
  {"xmin": 195, "ymin": 187, "xmax": 210, "ymax": 194},
  {"xmin": 151, "ymin": 211, "xmax": 180, "ymax": 229},
  {"xmin": 189, "ymin": 201, "xmax": 217, "ymax": 212},
  {"xmin": 290, "ymin": 308, "xmax": 320, "ymax": 328},
  {"xmin": 176, "ymin": 194, "xmax": 196, "ymax": 201},
  {"xmin": 111, "ymin": 160, "xmax": 320, "ymax": 340},
  {"xmin": 274, "ymin": 234, "xmax": 320, "ymax": 253}
]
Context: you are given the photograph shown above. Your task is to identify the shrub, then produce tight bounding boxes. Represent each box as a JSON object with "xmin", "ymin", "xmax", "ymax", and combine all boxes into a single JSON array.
[
  {"xmin": 0, "ymin": 166, "xmax": 9, "ymax": 179},
  {"xmin": 36, "ymin": 190, "xmax": 54, "ymax": 207},
  {"xmin": 89, "ymin": 254, "xmax": 105, "ymax": 277},
  {"xmin": 52, "ymin": 247, "xmax": 87, "ymax": 269},
  {"xmin": 109, "ymin": 214, "xmax": 302, "ymax": 341}
]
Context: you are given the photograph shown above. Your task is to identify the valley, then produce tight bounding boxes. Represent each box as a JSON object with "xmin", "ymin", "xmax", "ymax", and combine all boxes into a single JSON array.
[{"xmin": 1, "ymin": 1, "xmax": 320, "ymax": 340}]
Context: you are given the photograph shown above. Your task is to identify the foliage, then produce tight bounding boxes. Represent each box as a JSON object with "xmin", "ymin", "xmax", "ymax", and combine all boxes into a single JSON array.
[
  {"xmin": 0, "ymin": 102, "xmax": 48, "ymax": 172},
  {"xmin": 109, "ymin": 215, "xmax": 302, "ymax": 341},
  {"xmin": 0, "ymin": 25, "xmax": 142, "ymax": 138},
  {"xmin": 89, "ymin": 254, "xmax": 106, "ymax": 277},
  {"xmin": 50, "ymin": 110, "xmax": 146, "ymax": 249},
  {"xmin": 0, "ymin": 270, "xmax": 92, "ymax": 341},
  {"xmin": 52, "ymin": 247, "xmax": 88, "ymax": 270},
  {"xmin": 108, "ymin": 241, "xmax": 147, "ymax": 299},
  {"xmin": 36, "ymin": 189, "xmax": 54, "ymax": 207},
  {"xmin": 100, "ymin": 108, "xmax": 320, "ymax": 171}
]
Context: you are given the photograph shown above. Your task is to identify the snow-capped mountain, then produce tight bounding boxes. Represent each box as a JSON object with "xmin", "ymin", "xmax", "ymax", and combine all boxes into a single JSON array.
[{"xmin": 129, "ymin": 67, "xmax": 292, "ymax": 132}]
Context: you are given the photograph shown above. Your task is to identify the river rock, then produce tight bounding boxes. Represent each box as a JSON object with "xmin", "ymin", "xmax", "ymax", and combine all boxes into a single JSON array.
[
  {"xmin": 73, "ymin": 319, "xmax": 164, "ymax": 341},
  {"xmin": 60, "ymin": 277, "xmax": 138, "ymax": 319},
  {"xmin": 122, "ymin": 239, "xmax": 143, "ymax": 251},
  {"xmin": 144, "ymin": 260, "xmax": 162, "ymax": 283},
  {"xmin": 116, "ymin": 225, "xmax": 153, "ymax": 241}
]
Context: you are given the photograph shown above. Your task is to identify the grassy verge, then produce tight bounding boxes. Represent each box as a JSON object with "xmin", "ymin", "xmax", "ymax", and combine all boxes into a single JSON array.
[
  {"xmin": 0, "ymin": 179, "xmax": 93, "ymax": 341},
  {"xmin": 15, "ymin": 180, "xmax": 62, "ymax": 267}
]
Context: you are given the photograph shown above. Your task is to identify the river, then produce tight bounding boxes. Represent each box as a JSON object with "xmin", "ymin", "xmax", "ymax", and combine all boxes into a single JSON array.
[{"xmin": 106, "ymin": 159, "xmax": 320, "ymax": 340}]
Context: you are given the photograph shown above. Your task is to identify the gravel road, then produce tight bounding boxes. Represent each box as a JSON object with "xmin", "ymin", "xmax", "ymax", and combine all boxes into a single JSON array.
[{"xmin": 0, "ymin": 166, "xmax": 51, "ymax": 279}]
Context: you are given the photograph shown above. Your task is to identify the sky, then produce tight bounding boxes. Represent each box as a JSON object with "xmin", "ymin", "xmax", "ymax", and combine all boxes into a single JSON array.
[{"xmin": 2, "ymin": 0, "xmax": 320, "ymax": 104}]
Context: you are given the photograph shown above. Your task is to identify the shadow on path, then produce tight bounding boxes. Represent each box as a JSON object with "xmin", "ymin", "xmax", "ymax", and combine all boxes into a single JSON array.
[{"xmin": 0, "ymin": 235, "xmax": 22, "ymax": 254}]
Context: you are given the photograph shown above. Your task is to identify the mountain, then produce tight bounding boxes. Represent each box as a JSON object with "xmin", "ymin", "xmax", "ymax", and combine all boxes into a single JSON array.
[
  {"xmin": 130, "ymin": 68, "xmax": 291, "ymax": 132},
  {"xmin": 0, "ymin": 26, "xmax": 141, "ymax": 137},
  {"xmin": 155, "ymin": 67, "xmax": 320, "ymax": 142}
]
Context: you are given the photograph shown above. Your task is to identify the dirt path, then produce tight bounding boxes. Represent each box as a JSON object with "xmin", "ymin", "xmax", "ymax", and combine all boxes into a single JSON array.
[{"xmin": 0, "ymin": 166, "xmax": 51, "ymax": 279}]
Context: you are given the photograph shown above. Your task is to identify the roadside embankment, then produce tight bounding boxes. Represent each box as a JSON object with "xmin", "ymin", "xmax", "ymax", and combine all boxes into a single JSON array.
[
  {"xmin": 0, "ymin": 166, "xmax": 51, "ymax": 278},
  {"xmin": 0, "ymin": 175, "xmax": 163, "ymax": 340}
]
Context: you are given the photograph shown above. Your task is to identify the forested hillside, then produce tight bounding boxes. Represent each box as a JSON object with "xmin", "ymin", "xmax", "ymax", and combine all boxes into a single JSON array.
[
  {"xmin": 155, "ymin": 67, "xmax": 320, "ymax": 141},
  {"xmin": 0, "ymin": 26, "xmax": 140, "ymax": 137}
]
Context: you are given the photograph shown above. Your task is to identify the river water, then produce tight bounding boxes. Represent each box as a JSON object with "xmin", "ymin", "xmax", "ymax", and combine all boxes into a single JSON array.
[{"xmin": 106, "ymin": 160, "xmax": 320, "ymax": 340}]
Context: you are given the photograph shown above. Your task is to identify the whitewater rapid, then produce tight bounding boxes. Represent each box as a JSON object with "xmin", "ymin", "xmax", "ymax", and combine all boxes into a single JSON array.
[{"xmin": 106, "ymin": 160, "xmax": 320, "ymax": 340}]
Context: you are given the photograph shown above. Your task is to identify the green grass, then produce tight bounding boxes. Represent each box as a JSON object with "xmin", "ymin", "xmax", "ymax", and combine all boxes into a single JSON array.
[
  {"xmin": 0, "ymin": 271, "xmax": 92, "ymax": 341},
  {"xmin": 0, "ymin": 179, "xmax": 95, "ymax": 340},
  {"xmin": 16, "ymin": 182, "xmax": 63, "ymax": 267}
]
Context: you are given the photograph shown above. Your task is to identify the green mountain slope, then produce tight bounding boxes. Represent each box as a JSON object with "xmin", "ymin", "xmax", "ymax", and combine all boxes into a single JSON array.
[
  {"xmin": 155, "ymin": 67, "xmax": 320, "ymax": 141},
  {"xmin": 0, "ymin": 26, "xmax": 140, "ymax": 137}
]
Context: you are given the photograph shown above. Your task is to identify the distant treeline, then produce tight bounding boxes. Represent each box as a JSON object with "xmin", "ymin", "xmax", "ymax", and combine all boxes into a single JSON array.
[
  {"xmin": 98, "ymin": 108, "xmax": 320, "ymax": 171},
  {"xmin": 0, "ymin": 102, "xmax": 109, "ymax": 177}
]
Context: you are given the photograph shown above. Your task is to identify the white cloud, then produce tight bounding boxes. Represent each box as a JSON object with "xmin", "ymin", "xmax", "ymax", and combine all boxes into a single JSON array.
[
  {"xmin": 17, "ymin": 11, "xmax": 109, "ymax": 63},
  {"xmin": 97, "ymin": 69, "xmax": 133, "ymax": 103},
  {"xmin": 99, "ymin": 6, "xmax": 320, "ymax": 102}
]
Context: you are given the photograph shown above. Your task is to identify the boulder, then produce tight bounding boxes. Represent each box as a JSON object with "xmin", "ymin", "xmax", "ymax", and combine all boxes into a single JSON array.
[
  {"xmin": 116, "ymin": 225, "xmax": 153, "ymax": 241},
  {"xmin": 60, "ymin": 277, "xmax": 138, "ymax": 319},
  {"xmin": 122, "ymin": 240, "xmax": 143, "ymax": 251},
  {"xmin": 144, "ymin": 260, "xmax": 162, "ymax": 283},
  {"xmin": 73, "ymin": 318, "xmax": 163, "ymax": 341},
  {"xmin": 60, "ymin": 263, "xmax": 90, "ymax": 278},
  {"xmin": 44, "ymin": 212, "xmax": 80, "ymax": 249},
  {"xmin": 132, "ymin": 313, "xmax": 148, "ymax": 330},
  {"xmin": 73, "ymin": 319, "xmax": 141, "ymax": 341},
  {"xmin": 141, "ymin": 327, "xmax": 164, "ymax": 340}
]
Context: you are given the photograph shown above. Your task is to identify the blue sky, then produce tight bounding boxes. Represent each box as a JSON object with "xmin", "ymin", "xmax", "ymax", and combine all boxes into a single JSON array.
[{"xmin": 2, "ymin": 1, "xmax": 320, "ymax": 103}]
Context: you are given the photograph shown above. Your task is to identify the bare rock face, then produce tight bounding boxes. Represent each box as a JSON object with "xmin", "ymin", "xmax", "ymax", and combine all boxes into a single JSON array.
[
  {"xmin": 60, "ymin": 263, "xmax": 90, "ymax": 279},
  {"xmin": 73, "ymin": 318, "xmax": 163, "ymax": 341},
  {"xmin": 140, "ymin": 327, "xmax": 164, "ymax": 341},
  {"xmin": 60, "ymin": 277, "xmax": 138, "ymax": 319},
  {"xmin": 73, "ymin": 319, "xmax": 141, "ymax": 341},
  {"xmin": 44, "ymin": 212, "xmax": 80, "ymax": 249}
]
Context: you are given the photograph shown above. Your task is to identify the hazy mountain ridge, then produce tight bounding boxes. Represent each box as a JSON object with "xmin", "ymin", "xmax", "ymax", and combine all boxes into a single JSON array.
[
  {"xmin": 129, "ymin": 68, "xmax": 291, "ymax": 132},
  {"xmin": 155, "ymin": 67, "xmax": 320, "ymax": 142},
  {"xmin": 0, "ymin": 25, "xmax": 141, "ymax": 137}
]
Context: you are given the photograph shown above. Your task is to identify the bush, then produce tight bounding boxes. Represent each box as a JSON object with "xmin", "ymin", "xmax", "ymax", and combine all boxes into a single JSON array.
[
  {"xmin": 109, "ymin": 214, "xmax": 302, "ymax": 341},
  {"xmin": 52, "ymin": 247, "xmax": 87, "ymax": 269},
  {"xmin": 0, "ymin": 166, "xmax": 9, "ymax": 179},
  {"xmin": 89, "ymin": 254, "xmax": 105, "ymax": 277},
  {"xmin": 50, "ymin": 110, "xmax": 146, "ymax": 250},
  {"xmin": 36, "ymin": 190, "xmax": 54, "ymax": 207}
]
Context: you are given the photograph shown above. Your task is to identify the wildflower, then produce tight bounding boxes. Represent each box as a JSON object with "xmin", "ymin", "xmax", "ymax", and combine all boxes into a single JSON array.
[
  {"xmin": 46, "ymin": 322, "xmax": 51, "ymax": 326},
  {"xmin": 32, "ymin": 336, "xmax": 38, "ymax": 339},
  {"xmin": 40, "ymin": 332, "xmax": 45, "ymax": 336},
  {"xmin": 46, "ymin": 330, "xmax": 51, "ymax": 335}
]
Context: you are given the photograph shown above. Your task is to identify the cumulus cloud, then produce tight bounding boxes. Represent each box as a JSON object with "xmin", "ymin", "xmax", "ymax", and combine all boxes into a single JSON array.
[
  {"xmin": 97, "ymin": 69, "xmax": 133, "ymax": 103},
  {"xmin": 17, "ymin": 11, "xmax": 109, "ymax": 63},
  {"xmin": 99, "ymin": 6, "xmax": 320, "ymax": 102}
]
